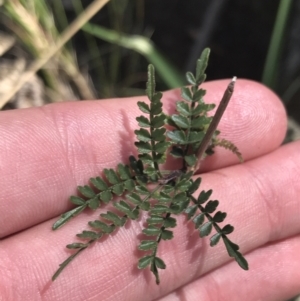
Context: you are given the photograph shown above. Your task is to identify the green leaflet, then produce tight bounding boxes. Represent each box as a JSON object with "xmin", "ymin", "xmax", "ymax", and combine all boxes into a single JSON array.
[
  {"xmin": 136, "ymin": 116, "xmax": 150, "ymax": 127},
  {"xmin": 100, "ymin": 212, "xmax": 126, "ymax": 227},
  {"xmin": 163, "ymin": 216, "xmax": 177, "ymax": 228},
  {"xmin": 138, "ymin": 256, "xmax": 152, "ymax": 269},
  {"xmin": 213, "ymin": 211, "xmax": 227, "ymax": 223},
  {"xmin": 171, "ymin": 114, "xmax": 190, "ymax": 129},
  {"xmin": 52, "ymin": 48, "xmax": 248, "ymax": 284},
  {"xmin": 210, "ymin": 232, "xmax": 222, "ymax": 246},
  {"xmin": 161, "ymin": 229, "xmax": 173, "ymax": 240},
  {"xmin": 195, "ymin": 47, "xmax": 210, "ymax": 84},
  {"xmin": 197, "ymin": 189, "xmax": 213, "ymax": 204},
  {"xmin": 193, "ymin": 213, "xmax": 205, "ymax": 228},
  {"xmin": 70, "ymin": 196, "xmax": 85, "ymax": 206},
  {"xmin": 137, "ymin": 101, "xmax": 150, "ymax": 114},
  {"xmin": 52, "ymin": 204, "xmax": 87, "ymax": 230},
  {"xmin": 143, "ymin": 225, "xmax": 161, "ymax": 236},
  {"xmin": 138, "ymin": 240, "xmax": 157, "ymax": 251},
  {"xmin": 90, "ymin": 177, "xmax": 108, "ymax": 190},
  {"xmin": 78, "ymin": 185, "xmax": 95, "ymax": 198},
  {"xmin": 186, "ymin": 71, "xmax": 196, "ymax": 85},
  {"xmin": 76, "ymin": 231, "xmax": 99, "ymax": 240},
  {"xmin": 185, "ymin": 205, "xmax": 198, "ymax": 220},
  {"xmin": 199, "ymin": 221, "xmax": 213, "ymax": 237},
  {"xmin": 181, "ymin": 86, "xmax": 193, "ymax": 102},
  {"xmin": 88, "ymin": 220, "xmax": 115, "ymax": 233},
  {"xmin": 204, "ymin": 200, "xmax": 219, "ymax": 213},
  {"xmin": 88, "ymin": 197, "xmax": 100, "ymax": 209}
]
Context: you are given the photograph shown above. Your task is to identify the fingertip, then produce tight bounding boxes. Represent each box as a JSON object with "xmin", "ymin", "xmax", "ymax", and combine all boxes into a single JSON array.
[
  {"xmin": 198, "ymin": 79, "xmax": 287, "ymax": 169},
  {"xmin": 228, "ymin": 78, "xmax": 287, "ymax": 154}
]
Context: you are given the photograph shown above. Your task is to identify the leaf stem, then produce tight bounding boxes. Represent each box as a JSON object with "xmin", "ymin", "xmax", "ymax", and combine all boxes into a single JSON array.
[{"xmin": 190, "ymin": 77, "xmax": 236, "ymax": 173}]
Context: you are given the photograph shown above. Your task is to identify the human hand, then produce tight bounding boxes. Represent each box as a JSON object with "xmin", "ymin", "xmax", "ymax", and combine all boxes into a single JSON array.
[{"xmin": 0, "ymin": 79, "xmax": 299, "ymax": 301}]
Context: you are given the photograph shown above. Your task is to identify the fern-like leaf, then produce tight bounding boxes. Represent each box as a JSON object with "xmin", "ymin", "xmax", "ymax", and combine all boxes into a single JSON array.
[
  {"xmin": 52, "ymin": 163, "xmax": 137, "ymax": 230},
  {"xmin": 214, "ymin": 138, "xmax": 244, "ymax": 162},
  {"xmin": 52, "ymin": 48, "xmax": 248, "ymax": 284}
]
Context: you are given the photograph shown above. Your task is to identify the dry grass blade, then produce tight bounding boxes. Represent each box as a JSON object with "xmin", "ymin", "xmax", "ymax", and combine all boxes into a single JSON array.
[
  {"xmin": 0, "ymin": 31, "xmax": 15, "ymax": 55},
  {"xmin": 0, "ymin": 0, "xmax": 110, "ymax": 108}
]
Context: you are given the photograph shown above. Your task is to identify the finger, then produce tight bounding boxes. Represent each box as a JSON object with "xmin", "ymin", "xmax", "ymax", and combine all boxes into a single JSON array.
[
  {"xmin": 0, "ymin": 140, "xmax": 299, "ymax": 301},
  {"xmin": 157, "ymin": 235, "xmax": 300, "ymax": 301},
  {"xmin": 0, "ymin": 79, "xmax": 286, "ymax": 237}
]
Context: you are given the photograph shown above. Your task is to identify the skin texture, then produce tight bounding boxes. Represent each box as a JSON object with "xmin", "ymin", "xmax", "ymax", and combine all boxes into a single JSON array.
[{"xmin": 0, "ymin": 79, "xmax": 299, "ymax": 301}]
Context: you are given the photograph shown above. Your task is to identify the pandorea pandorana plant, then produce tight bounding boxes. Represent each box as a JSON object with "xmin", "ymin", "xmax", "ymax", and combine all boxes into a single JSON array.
[{"xmin": 52, "ymin": 48, "xmax": 248, "ymax": 284}]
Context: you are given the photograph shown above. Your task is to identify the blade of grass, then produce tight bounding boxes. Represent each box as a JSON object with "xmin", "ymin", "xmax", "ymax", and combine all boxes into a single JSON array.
[
  {"xmin": 72, "ymin": 0, "xmax": 109, "ymax": 97},
  {"xmin": 82, "ymin": 23, "xmax": 184, "ymax": 88},
  {"xmin": 262, "ymin": 0, "xmax": 293, "ymax": 89}
]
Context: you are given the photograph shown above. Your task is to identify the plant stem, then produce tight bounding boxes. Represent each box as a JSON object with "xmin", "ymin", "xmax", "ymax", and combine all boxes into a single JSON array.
[{"xmin": 190, "ymin": 77, "xmax": 236, "ymax": 173}]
